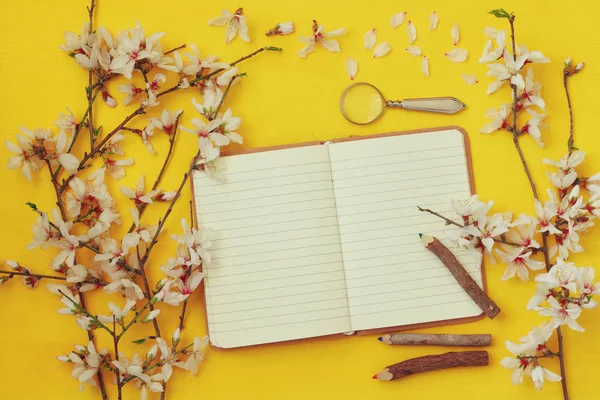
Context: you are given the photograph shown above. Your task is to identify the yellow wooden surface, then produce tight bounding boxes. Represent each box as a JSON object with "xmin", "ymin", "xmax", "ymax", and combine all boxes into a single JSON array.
[{"xmin": 1, "ymin": 0, "xmax": 599, "ymax": 399}]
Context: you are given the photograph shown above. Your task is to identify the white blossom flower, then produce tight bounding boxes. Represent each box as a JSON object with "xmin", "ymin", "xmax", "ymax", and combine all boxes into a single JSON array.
[
  {"xmin": 60, "ymin": 22, "xmax": 92, "ymax": 53},
  {"xmin": 486, "ymin": 51, "xmax": 527, "ymax": 94},
  {"xmin": 543, "ymin": 150, "xmax": 585, "ymax": 172},
  {"xmin": 103, "ymin": 157, "xmax": 135, "ymax": 180},
  {"xmin": 497, "ymin": 247, "xmax": 545, "ymax": 281},
  {"xmin": 479, "ymin": 29, "xmax": 506, "ymax": 63},
  {"xmin": 521, "ymin": 109, "xmax": 546, "ymax": 148},
  {"xmin": 50, "ymin": 209, "xmax": 80, "ymax": 269},
  {"xmin": 266, "ymin": 22, "xmax": 295, "ymax": 36},
  {"xmin": 181, "ymin": 115, "xmax": 224, "ymax": 155},
  {"xmin": 208, "ymin": 8, "xmax": 250, "ymax": 44},
  {"xmin": 171, "ymin": 219, "xmax": 212, "ymax": 266},
  {"xmin": 141, "ymin": 73, "xmax": 166, "ymax": 108},
  {"xmin": 298, "ymin": 20, "xmax": 346, "ymax": 58},
  {"xmin": 60, "ymin": 341, "xmax": 106, "ymax": 392},
  {"xmin": 94, "ymin": 234, "xmax": 140, "ymax": 267},
  {"xmin": 505, "ymin": 323, "xmax": 553, "ymax": 355},
  {"xmin": 534, "ymin": 295, "xmax": 584, "ymax": 332},
  {"xmin": 518, "ymin": 69, "xmax": 545, "ymax": 110},
  {"xmin": 131, "ymin": 208, "xmax": 157, "ymax": 245},
  {"xmin": 480, "ymin": 104, "xmax": 510, "ymax": 133},
  {"xmin": 97, "ymin": 300, "xmax": 136, "ymax": 324},
  {"xmin": 120, "ymin": 175, "xmax": 160, "ymax": 206},
  {"xmin": 55, "ymin": 108, "xmax": 77, "ymax": 135},
  {"xmin": 28, "ymin": 212, "xmax": 60, "ymax": 250},
  {"xmin": 104, "ymin": 278, "xmax": 145, "ymax": 300},
  {"xmin": 109, "ymin": 26, "xmax": 154, "ymax": 78},
  {"xmin": 148, "ymin": 109, "xmax": 182, "ymax": 137},
  {"xmin": 118, "ymin": 83, "xmax": 144, "ymax": 106},
  {"xmin": 533, "ymin": 200, "xmax": 561, "ymax": 235},
  {"xmin": 536, "ymin": 258, "xmax": 579, "ymax": 293},
  {"xmin": 4, "ymin": 260, "xmax": 40, "ymax": 288},
  {"xmin": 6, "ymin": 129, "xmax": 46, "ymax": 180},
  {"xmin": 175, "ymin": 336, "xmax": 209, "ymax": 375}
]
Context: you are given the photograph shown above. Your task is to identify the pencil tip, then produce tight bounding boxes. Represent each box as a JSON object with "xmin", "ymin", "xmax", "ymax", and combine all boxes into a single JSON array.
[
  {"xmin": 372, "ymin": 374, "xmax": 378, "ymax": 379},
  {"xmin": 418, "ymin": 233, "xmax": 423, "ymax": 238},
  {"xmin": 377, "ymin": 336, "xmax": 382, "ymax": 341}
]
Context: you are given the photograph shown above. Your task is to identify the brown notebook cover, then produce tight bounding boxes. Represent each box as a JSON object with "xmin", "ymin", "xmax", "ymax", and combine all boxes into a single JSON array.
[{"xmin": 191, "ymin": 126, "xmax": 485, "ymax": 349}]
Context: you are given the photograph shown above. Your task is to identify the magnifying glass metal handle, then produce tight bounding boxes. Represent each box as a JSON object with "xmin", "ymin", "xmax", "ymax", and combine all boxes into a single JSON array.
[{"xmin": 387, "ymin": 97, "xmax": 466, "ymax": 114}]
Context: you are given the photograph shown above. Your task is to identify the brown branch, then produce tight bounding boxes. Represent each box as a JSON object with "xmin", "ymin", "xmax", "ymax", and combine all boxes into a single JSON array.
[
  {"xmin": 127, "ymin": 115, "xmax": 181, "ymax": 234},
  {"xmin": 136, "ymin": 245, "xmax": 161, "ymax": 338},
  {"xmin": 421, "ymin": 234, "xmax": 501, "ymax": 319},
  {"xmin": 113, "ymin": 315, "xmax": 122, "ymax": 400},
  {"xmin": 0, "ymin": 269, "xmax": 107, "ymax": 285},
  {"xmin": 418, "ymin": 207, "xmax": 521, "ymax": 247},
  {"xmin": 373, "ymin": 351, "xmax": 489, "ymax": 381},
  {"xmin": 379, "ymin": 333, "xmax": 491, "ymax": 347},
  {"xmin": 80, "ymin": 292, "xmax": 108, "ymax": 400},
  {"xmin": 87, "ymin": 0, "xmax": 96, "ymax": 152},
  {"xmin": 178, "ymin": 300, "xmax": 188, "ymax": 334},
  {"xmin": 165, "ymin": 43, "xmax": 186, "ymax": 55},
  {"xmin": 564, "ymin": 73, "xmax": 574, "ymax": 155}
]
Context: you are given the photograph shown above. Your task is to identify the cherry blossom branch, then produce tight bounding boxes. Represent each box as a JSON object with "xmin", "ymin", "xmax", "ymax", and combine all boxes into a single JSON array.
[
  {"xmin": 80, "ymin": 291, "xmax": 109, "ymax": 400},
  {"xmin": 0, "ymin": 269, "xmax": 107, "ymax": 285},
  {"xmin": 165, "ymin": 43, "xmax": 186, "ymax": 55},
  {"xmin": 418, "ymin": 207, "xmax": 521, "ymax": 247},
  {"xmin": 509, "ymin": 16, "xmax": 539, "ymax": 201},
  {"xmin": 87, "ymin": 0, "xmax": 97, "ymax": 152},
  {"xmin": 508, "ymin": 15, "xmax": 568, "ymax": 400},
  {"xmin": 127, "ymin": 114, "xmax": 182, "ymax": 234},
  {"xmin": 178, "ymin": 300, "xmax": 188, "ymax": 336},
  {"xmin": 58, "ymin": 289, "xmax": 114, "ymax": 336},
  {"xmin": 117, "ymin": 299, "xmax": 152, "ymax": 340},
  {"xmin": 122, "ymin": 342, "xmax": 195, "ymax": 386},
  {"xmin": 140, "ymin": 75, "xmax": 239, "ymax": 267}
]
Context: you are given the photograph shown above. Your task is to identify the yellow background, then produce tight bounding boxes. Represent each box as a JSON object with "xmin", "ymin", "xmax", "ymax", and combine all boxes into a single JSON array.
[{"xmin": 1, "ymin": 0, "xmax": 599, "ymax": 399}]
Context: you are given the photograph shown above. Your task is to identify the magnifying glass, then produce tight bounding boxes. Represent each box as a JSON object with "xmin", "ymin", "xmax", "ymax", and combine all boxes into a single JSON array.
[{"xmin": 340, "ymin": 82, "xmax": 467, "ymax": 125}]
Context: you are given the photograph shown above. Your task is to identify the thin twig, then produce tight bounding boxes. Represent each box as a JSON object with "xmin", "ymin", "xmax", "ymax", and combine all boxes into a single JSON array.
[
  {"xmin": 80, "ymin": 291, "xmax": 108, "ymax": 400},
  {"xmin": 178, "ymin": 300, "xmax": 188, "ymax": 334},
  {"xmin": 113, "ymin": 315, "xmax": 123, "ymax": 400},
  {"xmin": 564, "ymin": 73, "xmax": 574, "ymax": 155},
  {"xmin": 87, "ymin": 0, "xmax": 96, "ymax": 152},
  {"xmin": 136, "ymin": 245, "xmax": 161, "ymax": 338},
  {"xmin": 0, "ymin": 269, "xmax": 107, "ymax": 285},
  {"xmin": 117, "ymin": 300, "xmax": 152, "ymax": 340},
  {"xmin": 122, "ymin": 342, "xmax": 195, "ymax": 385},
  {"xmin": 58, "ymin": 289, "xmax": 114, "ymax": 336},
  {"xmin": 165, "ymin": 43, "xmax": 186, "ymax": 55}
]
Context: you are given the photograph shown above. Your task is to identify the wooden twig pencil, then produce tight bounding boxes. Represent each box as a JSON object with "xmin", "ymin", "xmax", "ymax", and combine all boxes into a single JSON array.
[
  {"xmin": 372, "ymin": 351, "xmax": 489, "ymax": 381},
  {"xmin": 420, "ymin": 234, "xmax": 501, "ymax": 319},
  {"xmin": 378, "ymin": 333, "xmax": 491, "ymax": 347}
]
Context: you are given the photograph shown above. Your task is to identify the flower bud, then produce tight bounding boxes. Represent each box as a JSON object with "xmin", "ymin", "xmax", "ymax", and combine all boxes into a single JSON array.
[
  {"xmin": 564, "ymin": 57, "xmax": 572, "ymax": 68},
  {"xmin": 102, "ymin": 90, "xmax": 117, "ymax": 108},
  {"xmin": 151, "ymin": 290, "xmax": 165, "ymax": 304},
  {"xmin": 172, "ymin": 327, "xmax": 181, "ymax": 346},
  {"xmin": 142, "ymin": 309, "xmax": 161, "ymax": 323},
  {"xmin": 57, "ymin": 355, "xmax": 70, "ymax": 362},
  {"xmin": 575, "ymin": 62, "xmax": 585, "ymax": 72},
  {"xmin": 155, "ymin": 278, "xmax": 168, "ymax": 292},
  {"xmin": 147, "ymin": 344, "xmax": 158, "ymax": 360}
]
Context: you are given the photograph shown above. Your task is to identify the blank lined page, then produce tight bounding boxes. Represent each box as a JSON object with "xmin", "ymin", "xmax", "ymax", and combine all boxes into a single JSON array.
[
  {"xmin": 328, "ymin": 129, "xmax": 483, "ymax": 332},
  {"xmin": 193, "ymin": 145, "xmax": 351, "ymax": 348}
]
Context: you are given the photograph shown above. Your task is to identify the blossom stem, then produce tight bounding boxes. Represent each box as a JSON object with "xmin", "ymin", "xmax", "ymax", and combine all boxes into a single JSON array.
[
  {"xmin": 58, "ymin": 289, "xmax": 115, "ymax": 336},
  {"xmin": 117, "ymin": 299, "xmax": 152, "ymax": 340},
  {"xmin": 80, "ymin": 292, "xmax": 109, "ymax": 400},
  {"xmin": 564, "ymin": 74, "xmax": 575, "ymax": 155},
  {"xmin": 87, "ymin": 0, "xmax": 97, "ymax": 152},
  {"xmin": 135, "ymin": 245, "xmax": 161, "ymax": 338},
  {"xmin": 178, "ymin": 300, "xmax": 188, "ymax": 338},
  {"xmin": 0, "ymin": 269, "xmax": 107, "ymax": 285}
]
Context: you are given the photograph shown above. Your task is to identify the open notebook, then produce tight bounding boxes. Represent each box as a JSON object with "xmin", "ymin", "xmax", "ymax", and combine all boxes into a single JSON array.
[{"xmin": 191, "ymin": 127, "xmax": 485, "ymax": 349}]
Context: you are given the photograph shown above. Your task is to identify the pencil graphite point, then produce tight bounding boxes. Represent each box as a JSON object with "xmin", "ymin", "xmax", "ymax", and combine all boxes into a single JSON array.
[
  {"xmin": 378, "ymin": 334, "xmax": 392, "ymax": 344},
  {"xmin": 372, "ymin": 374, "xmax": 378, "ymax": 379},
  {"xmin": 418, "ymin": 233, "xmax": 423, "ymax": 238},
  {"xmin": 377, "ymin": 336, "xmax": 383, "ymax": 341}
]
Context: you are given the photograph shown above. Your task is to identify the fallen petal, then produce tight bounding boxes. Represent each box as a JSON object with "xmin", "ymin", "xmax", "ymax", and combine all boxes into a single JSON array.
[
  {"xmin": 462, "ymin": 73, "xmax": 479, "ymax": 84},
  {"xmin": 451, "ymin": 23, "xmax": 460, "ymax": 45},
  {"xmin": 429, "ymin": 12, "xmax": 439, "ymax": 31},
  {"xmin": 390, "ymin": 12, "xmax": 407, "ymax": 29},
  {"xmin": 484, "ymin": 26, "xmax": 498, "ymax": 39},
  {"xmin": 406, "ymin": 46, "xmax": 422, "ymax": 56},
  {"xmin": 373, "ymin": 42, "xmax": 392, "ymax": 58},
  {"xmin": 407, "ymin": 20, "xmax": 417, "ymax": 44},
  {"xmin": 364, "ymin": 29, "xmax": 377, "ymax": 50},
  {"xmin": 346, "ymin": 57, "xmax": 358, "ymax": 79},
  {"xmin": 421, "ymin": 56, "xmax": 429, "ymax": 78},
  {"xmin": 445, "ymin": 48, "xmax": 468, "ymax": 62}
]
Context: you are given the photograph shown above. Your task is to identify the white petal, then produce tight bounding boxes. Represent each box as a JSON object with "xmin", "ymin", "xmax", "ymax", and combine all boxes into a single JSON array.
[
  {"xmin": 407, "ymin": 21, "xmax": 417, "ymax": 44},
  {"xmin": 298, "ymin": 42, "xmax": 316, "ymax": 58},
  {"xmin": 363, "ymin": 29, "xmax": 376, "ymax": 50},
  {"xmin": 421, "ymin": 56, "xmax": 429, "ymax": 78},
  {"xmin": 321, "ymin": 39, "xmax": 341, "ymax": 53},
  {"xmin": 405, "ymin": 46, "xmax": 422, "ymax": 56},
  {"xmin": 373, "ymin": 42, "xmax": 392, "ymax": 58},
  {"xmin": 451, "ymin": 23, "xmax": 460, "ymax": 45},
  {"xmin": 390, "ymin": 12, "xmax": 406, "ymax": 29},
  {"xmin": 429, "ymin": 12, "xmax": 439, "ymax": 31},
  {"xmin": 445, "ymin": 48, "xmax": 468, "ymax": 63},
  {"xmin": 58, "ymin": 153, "xmax": 80, "ymax": 174},
  {"xmin": 345, "ymin": 57, "xmax": 358, "ymax": 80},
  {"xmin": 487, "ymin": 80, "xmax": 505, "ymax": 95},
  {"xmin": 462, "ymin": 73, "xmax": 478, "ymax": 84}
]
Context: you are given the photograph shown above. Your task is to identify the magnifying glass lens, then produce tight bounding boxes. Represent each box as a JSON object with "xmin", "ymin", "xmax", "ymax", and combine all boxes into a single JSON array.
[{"xmin": 341, "ymin": 83, "xmax": 386, "ymax": 124}]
